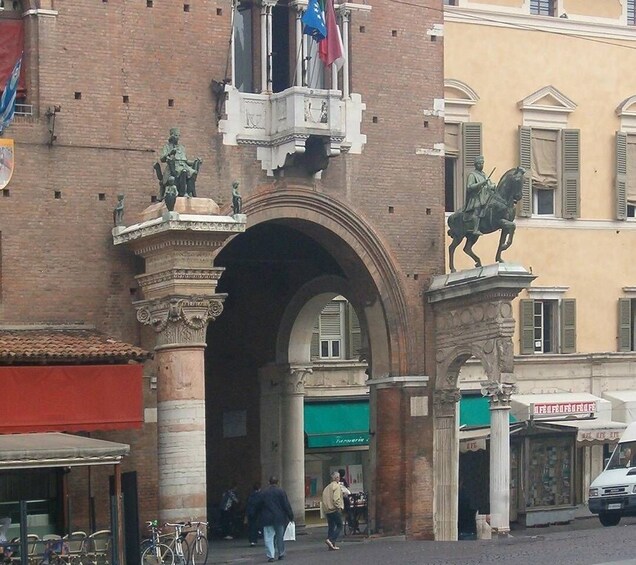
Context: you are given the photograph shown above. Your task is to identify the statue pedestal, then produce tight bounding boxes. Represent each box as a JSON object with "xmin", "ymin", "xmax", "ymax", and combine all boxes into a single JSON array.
[{"xmin": 138, "ymin": 197, "xmax": 221, "ymax": 223}]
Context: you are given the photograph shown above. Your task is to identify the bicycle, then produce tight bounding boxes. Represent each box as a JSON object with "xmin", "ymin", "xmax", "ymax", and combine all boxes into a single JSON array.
[
  {"xmin": 161, "ymin": 523, "xmax": 190, "ymax": 565},
  {"xmin": 140, "ymin": 521, "xmax": 174, "ymax": 565},
  {"xmin": 185, "ymin": 522, "xmax": 208, "ymax": 565}
]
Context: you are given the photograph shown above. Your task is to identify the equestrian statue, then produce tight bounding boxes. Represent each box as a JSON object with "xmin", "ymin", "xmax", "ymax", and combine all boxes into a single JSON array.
[{"xmin": 447, "ymin": 155, "xmax": 525, "ymax": 273}]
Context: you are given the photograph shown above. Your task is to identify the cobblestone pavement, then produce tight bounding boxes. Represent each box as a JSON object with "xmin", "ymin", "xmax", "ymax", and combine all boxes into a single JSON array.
[{"xmin": 206, "ymin": 517, "xmax": 636, "ymax": 565}]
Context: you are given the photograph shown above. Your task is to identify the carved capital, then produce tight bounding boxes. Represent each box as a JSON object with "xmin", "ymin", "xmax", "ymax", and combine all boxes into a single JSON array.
[
  {"xmin": 480, "ymin": 381, "xmax": 516, "ymax": 408},
  {"xmin": 433, "ymin": 388, "xmax": 461, "ymax": 418},
  {"xmin": 136, "ymin": 295, "xmax": 225, "ymax": 348},
  {"xmin": 282, "ymin": 365, "xmax": 312, "ymax": 395}
]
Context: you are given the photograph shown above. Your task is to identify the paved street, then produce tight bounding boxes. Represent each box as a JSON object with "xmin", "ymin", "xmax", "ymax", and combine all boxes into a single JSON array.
[{"xmin": 207, "ymin": 518, "xmax": 636, "ymax": 565}]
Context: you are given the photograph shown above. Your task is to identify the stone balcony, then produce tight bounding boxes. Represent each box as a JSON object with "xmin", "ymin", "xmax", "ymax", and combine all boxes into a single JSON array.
[{"xmin": 219, "ymin": 85, "xmax": 366, "ymax": 175}]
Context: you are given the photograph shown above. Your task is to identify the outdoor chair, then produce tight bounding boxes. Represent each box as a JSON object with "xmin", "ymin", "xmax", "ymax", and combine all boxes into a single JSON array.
[
  {"xmin": 86, "ymin": 531, "xmax": 110, "ymax": 565},
  {"xmin": 63, "ymin": 532, "xmax": 87, "ymax": 564}
]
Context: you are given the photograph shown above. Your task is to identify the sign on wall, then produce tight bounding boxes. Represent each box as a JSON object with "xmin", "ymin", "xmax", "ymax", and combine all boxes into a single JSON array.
[
  {"xmin": 531, "ymin": 401, "xmax": 597, "ymax": 417},
  {"xmin": 0, "ymin": 138, "xmax": 14, "ymax": 190}
]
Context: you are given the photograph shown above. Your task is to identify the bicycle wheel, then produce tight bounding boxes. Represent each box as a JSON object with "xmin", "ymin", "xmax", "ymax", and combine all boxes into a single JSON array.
[
  {"xmin": 173, "ymin": 538, "xmax": 190, "ymax": 565},
  {"xmin": 189, "ymin": 537, "xmax": 208, "ymax": 565},
  {"xmin": 142, "ymin": 544, "xmax": 174, "ymax": 565}
]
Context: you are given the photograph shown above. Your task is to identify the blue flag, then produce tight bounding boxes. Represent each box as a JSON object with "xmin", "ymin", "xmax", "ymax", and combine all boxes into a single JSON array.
[
  {"xmin": 302, "ymin": 0, "xmax": 326, "ymax": 41},
  {"xmin": 0, "ymin": 54, "xmax": 23, "ymax": 134}
]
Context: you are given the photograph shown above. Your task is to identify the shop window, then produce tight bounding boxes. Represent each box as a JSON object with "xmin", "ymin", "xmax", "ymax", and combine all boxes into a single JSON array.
[
  {"xmin": 0, "ymin": 1, "xmax": 26, "ymax": 107},
  {"xmin": 617, "ymin": 297, "xmax": 636, "ymax": 352},
  {"xmin": 444, "ymin": 122, "xmax": 482, "ymax": 212},
  {"xmin": 614, "ymin": 133, "xmax": 636, "ymax": 220},
  {"xmin": 530, "ymin": 0, "xmax": 555, "ymax": 16},
  {"xmin": 311, "ymin": 298, "xmax": 361, "ymax": 360},
  {"xmin": 519, "ymin": 126, "xmax": 580, "ymax": 219},
  {"xmin": 520, "ymin": 298, "xmax": 576, "ymax": 355}
]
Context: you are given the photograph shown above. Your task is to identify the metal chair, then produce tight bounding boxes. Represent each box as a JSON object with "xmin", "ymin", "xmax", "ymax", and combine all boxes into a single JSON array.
[
  {"xmin": 86, "ymin": 531, "xmax": 110, "ymax": 565},
  {"xmin": 63, "ymin": 532, "xmax": 87, "ymax": 565}
]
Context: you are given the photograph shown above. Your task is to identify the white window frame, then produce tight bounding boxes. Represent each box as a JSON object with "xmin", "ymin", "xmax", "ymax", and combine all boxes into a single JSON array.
[{"xmin": 318, "ymin": 299, "xmax": 346, "ymax": 360}]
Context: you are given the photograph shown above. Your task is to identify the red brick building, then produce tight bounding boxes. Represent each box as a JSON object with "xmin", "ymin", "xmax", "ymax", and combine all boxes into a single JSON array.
[{"xmin": 0, "ymin": 0, "xmax": 445, "ymax": 540}]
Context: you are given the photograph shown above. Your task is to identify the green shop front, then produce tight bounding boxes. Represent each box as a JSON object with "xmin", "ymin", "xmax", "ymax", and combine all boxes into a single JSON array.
[{"xmin": 303, "ymin": 399, "xmax": 369, "ymax": 525}]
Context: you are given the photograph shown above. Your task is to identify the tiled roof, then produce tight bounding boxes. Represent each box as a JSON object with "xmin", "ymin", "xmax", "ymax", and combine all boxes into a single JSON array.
[{"xmin": 0, "ymin": 328, "xmax": 151, "ymax": 363}]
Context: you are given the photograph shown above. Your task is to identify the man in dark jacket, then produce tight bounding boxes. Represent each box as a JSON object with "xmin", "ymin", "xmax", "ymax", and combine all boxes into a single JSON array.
[{"xmin": 256, "ymin": 476, "xmax": 294, "ymax": 562}]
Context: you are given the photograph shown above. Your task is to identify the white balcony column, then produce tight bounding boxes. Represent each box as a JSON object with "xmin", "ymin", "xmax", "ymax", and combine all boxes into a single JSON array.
[
  {"xmin": 481, "ymin": 380, "xmax": 516, "ymax": 536},
  {"xmin": 331, "ymin": 62, "xmax": 338, "ymax": 91},
  {"xmin": 340, "ymin": 9, "xmax": 351, "ymax": 98},
  {"xmin": 260, "ymin": 0, "xmax": 276, "ymax": 93},
  {"xmin": 291, "ymin": 0, "xmax": 308, "ymax": 87},
  {"xmin": 230, "ymin": 1, "xmax": 236, "ymax": 87}
]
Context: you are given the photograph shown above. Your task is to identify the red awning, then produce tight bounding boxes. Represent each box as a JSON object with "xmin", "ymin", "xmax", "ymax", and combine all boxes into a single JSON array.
[{"xmin": 1, "ymin": 365, "xmax": 143, "ymax": 433}]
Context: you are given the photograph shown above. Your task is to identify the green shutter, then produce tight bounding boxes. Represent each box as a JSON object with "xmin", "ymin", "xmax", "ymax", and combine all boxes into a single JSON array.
[
  {"xmin": 320, "ymin": 301, "xmax": 342, "ymax": 336},
  {"xmin": 519, "ymin": 126, "xmax": 532, "ymax": 217},
  {"xmin": 520, "ymin": 299, "xmax": 535, "ymax": 355},
  {"xmin": 562, "ymin": 129, "xmax": 580, "ymax": 219},
  {"xmin": 311, "ymin": 318, "xmax": 319, "ymax": 358},
  {"xmin": 560, "ymin": 298, "xmax": 576, "ymax": 354},
  {"xmin": 347, "ymin": 303, "xmax": 361, "ymax": 360},
  {"xmin": 618, "ymin": 298, "xmax": 632, "ymax": 352},
  {"xmin": 461, "ymin": 122, "xmax": 482, "ymax": 210},
  {"xmin": 616, "ymin": 132, "xmax": 628, "ymax": 221}
]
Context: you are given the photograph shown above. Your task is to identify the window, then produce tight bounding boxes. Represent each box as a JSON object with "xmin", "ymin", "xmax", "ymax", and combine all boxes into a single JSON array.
[
  {"xmin": 629, "ymin": 0, "xmax": 636, "ymax": 26},
  {"xmin": 520, "ymin": 298, "xmax": 576, "ymax": 355},
  {"xmin": 311, "ymin": 298, "xmax": 361, "ymax": 360},
  {"xmin": 530, "ymin": 0, "xmax": 555, "ymax": 16},
  {"xmin": 444, "ymin": 122, "xmax": 482, "ymax": 212},
  {"xmin": 615, "ymin": 133, "xmax": 636, "ymax": 220},
  {"xmin": 234, "ymin": 6, "xmax": 253, "ymax": 93},
  {"xmin": 618, "ymin": 298, "xmax": 636, "ymax": 351},
  {"xmin": 519, "ymin": 127, "xmax": 580, "ymax": 218}
]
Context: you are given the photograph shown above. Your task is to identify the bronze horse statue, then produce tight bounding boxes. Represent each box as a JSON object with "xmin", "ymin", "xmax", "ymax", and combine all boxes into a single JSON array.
[{"xmin": 447, "ymin": 167, "xmax": 525, "ymax": 273}]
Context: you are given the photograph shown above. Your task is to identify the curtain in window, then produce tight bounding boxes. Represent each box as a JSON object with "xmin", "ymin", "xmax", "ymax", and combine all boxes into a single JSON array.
[
  {"xmin": 444, "ymin": 123, "xmax": 460, "ymax": 156},
  {"xmin": 627, "ymin": 137, "xmax": 636, "ymax": 203},
  {"xmin": 531, "ymin": 129, "xmax": 558, "ymax": 189},
  {"xmin": 0, "ymin": 20, "xmax": 25, "ymax": 95}
]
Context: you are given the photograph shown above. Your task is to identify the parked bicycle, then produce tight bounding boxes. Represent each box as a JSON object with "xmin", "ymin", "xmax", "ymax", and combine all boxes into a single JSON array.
[
  {"xmin": 185, "ymin": 522, "xmax": 208, "ymax": 565},
  {"xmin": 161, "ymin": 523, "xmax": 190, "ymax": 565},
  {"xmin": 140, "ymin": 521, "xmax": 174, "ymax": 565}
]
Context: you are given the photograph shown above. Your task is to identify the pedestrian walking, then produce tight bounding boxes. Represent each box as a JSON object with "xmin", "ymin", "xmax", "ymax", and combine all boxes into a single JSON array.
[
  {"xmin": 255, "ymin": 476, "xmax": 294, "ymax": 562},
  {"xmin": 220, "ymin": 483, "xmax": 239, "ymax": 539},
  {"xmin": 322, "ymin": 471, "xmax": 345, "ymax": 550},
  {"xmin": 245, "ymin": 483, "xmax": 261, "ymax": 546}
]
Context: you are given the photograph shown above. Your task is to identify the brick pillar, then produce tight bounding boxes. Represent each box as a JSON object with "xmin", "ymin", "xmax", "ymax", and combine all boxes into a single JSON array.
[
  {"xmin": 369, "ymin": 376, "xmax": 431, "ymax": 538},
  {"xmin": 137, "ymin": 296, "xmax": 225, "ymax": 521}
]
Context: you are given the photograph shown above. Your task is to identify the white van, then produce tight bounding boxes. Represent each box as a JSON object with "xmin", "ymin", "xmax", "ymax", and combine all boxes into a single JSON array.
[{"xmin": 589, "ymin": 421, "xmax": 636, "ymax": 526}]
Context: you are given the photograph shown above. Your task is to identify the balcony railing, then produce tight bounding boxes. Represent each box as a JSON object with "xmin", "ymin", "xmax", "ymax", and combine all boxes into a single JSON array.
[{"xmin": 220, "ymin": 85, "xmax": 366, "ymax": 175}]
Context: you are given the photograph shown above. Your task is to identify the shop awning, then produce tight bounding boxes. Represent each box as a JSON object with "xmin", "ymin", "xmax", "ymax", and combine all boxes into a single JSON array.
[
  {"xmin": 459, "ymin": 424, "xmax": 524, "ymax": 452},
  {"xmin": 1, "ymin": 365, "xmax": 143, "ymax": 433},
  {"xmin": 0, "ymin": 432, "xmax": 130, "ymax": 470},
  {"xmin": 460, "ymin": 395, "xmax": 517, "ymax": 427},
  {"xmin": 537, "ymin": 420, "xmax": 627, "ymax": 444},
  {"xmin": 304, "ymin": 400, "xmax": 369, "ymax": 448},
  {"xmin": 511, "ymin": 392, "xmax": 612, "ymax": 422},
  {"xmin": 602, "ymin": 390, "xmax": 636, "ymax": 424}
]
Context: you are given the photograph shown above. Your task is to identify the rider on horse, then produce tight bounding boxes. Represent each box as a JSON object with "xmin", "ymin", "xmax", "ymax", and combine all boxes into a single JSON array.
[{"xmin": 464, "ymin": 155, "xmax": 496, "ymax": 236}]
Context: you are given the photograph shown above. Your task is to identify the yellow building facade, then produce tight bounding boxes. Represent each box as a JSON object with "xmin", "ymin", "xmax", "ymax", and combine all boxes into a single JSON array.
[{"xmin": 445, "ymin": 0, "xmax": 636, "ymax": 526}]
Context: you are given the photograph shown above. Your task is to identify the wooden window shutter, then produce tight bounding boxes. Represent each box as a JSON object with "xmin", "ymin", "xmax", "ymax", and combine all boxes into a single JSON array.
[
  {"xmin": 616, "ymin": 132, "xmax": 628, "ymax": 220},
  {"xmin": 560, "ymin": 298, "xmax": 577, "ymax": 354},
  {"xmin": 346, "ymin": 303, "xmax": 361, "ymax": 359},
  {"xmin": 311, "ymin": 318, "xmax": 319, "ymax": 358},
  {"xmin": 618, "ymin": 298, "xmax": 632, "ymax": 352},
  {"xmin": 520, "ymin": 299, "xmax": 535, "ymax": 355},
  {"xmin": 461, "ymin": 123, "xmax": 482, "ymax": 210},
  {"xmin": 320, "ymin": 301, "xmax": 342, "ymax": 337},
  {"xmin": 561, "ymin": 129, "xmax": 581, "ymax": 219},
  {"xmin": 519, "ymin": 126, "xmax": 533, "ymax": 217}
]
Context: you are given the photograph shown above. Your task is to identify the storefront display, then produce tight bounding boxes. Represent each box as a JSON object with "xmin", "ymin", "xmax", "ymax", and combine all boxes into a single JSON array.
[{"xmin": 527, "ymin": 436, "xmax": 572, "ymax": 508}]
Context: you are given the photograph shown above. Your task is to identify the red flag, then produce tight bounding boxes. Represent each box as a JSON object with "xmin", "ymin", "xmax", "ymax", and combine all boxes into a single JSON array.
[{"xmin": 318, "ymin": 0, "xmax": 345, "ymax": 70}]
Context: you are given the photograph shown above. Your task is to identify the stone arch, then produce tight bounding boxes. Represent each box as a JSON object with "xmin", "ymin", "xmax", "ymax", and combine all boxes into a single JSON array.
[{"xmin": 242, "ymin": 185, "xmax": 410, "ymax": 378}]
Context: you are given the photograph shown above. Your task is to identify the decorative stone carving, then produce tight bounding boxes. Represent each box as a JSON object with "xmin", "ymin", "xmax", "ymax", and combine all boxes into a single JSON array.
[
  {"xmin": 136, "ymin": 296, "xmax": 225, "ymax": 347},
  {"xmin": 433, "ymin": 388, "xmax": 461, "ymax": 418},
  {"xmin": 480, "ymin": 381, "xmax": 517, "ymax": 408},
  {"xmin": 282, "ymin": 365, "xmax": 313, "ymax": 395}
]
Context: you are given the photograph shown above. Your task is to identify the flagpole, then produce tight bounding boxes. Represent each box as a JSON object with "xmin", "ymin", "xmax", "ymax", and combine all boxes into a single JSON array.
[{"xmin": 230, "ymin": 0, "xmax": 237, "ymax": 87}]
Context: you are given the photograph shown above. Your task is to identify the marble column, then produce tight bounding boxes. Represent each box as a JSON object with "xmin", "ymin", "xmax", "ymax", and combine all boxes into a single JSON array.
[
  {"xmin": 281, "ymin": 366, "xmax": 312, "ymax": 528},
  {"xmin": 433, "ymin": 388, "xmax": 461, "ymax": 541},
  {"xmin": 481, "ymin": 380, "xmax": 516, "ymax": 535},
  {"xmin": 137, "ymin": 296, "xmax": 225, "ymax": 522}
]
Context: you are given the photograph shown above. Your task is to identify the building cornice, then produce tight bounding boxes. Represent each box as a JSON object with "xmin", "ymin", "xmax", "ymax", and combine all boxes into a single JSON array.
[{"xmin": 445, "ymin": 6, "xmax": 636, "ymax": 42}]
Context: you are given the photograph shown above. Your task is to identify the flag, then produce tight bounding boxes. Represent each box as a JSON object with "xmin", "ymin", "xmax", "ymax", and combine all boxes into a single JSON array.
[
  {"xmin": 0, "ymin": 54, "xmax": 22, "ymax": 134},
  {"xmin": 302, "ymin": 0, "xmax": 326, "ymax": 41},
  {"xmin": 318, "ymin": 0, "xmax": 345, "ymax": 70}
]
